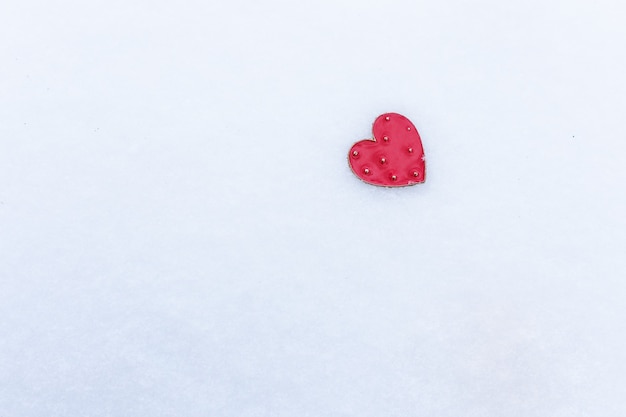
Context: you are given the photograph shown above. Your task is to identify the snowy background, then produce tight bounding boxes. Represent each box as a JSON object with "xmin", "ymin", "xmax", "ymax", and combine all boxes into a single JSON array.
[{"xmin": 1, "ymin": 0, "xmax": 626, "ymax": 415}]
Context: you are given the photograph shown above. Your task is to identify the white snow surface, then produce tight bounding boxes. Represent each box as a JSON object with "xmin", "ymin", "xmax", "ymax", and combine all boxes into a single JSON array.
[{"xmin": 1, "ymin": 0, "xmax": 626, "ymax": 415}]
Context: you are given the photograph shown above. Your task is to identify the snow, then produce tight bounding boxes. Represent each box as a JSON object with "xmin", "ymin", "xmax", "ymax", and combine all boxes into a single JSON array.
[{"xmin": 1, "ymin": 0, "xmax": 626, "ymax": 415}]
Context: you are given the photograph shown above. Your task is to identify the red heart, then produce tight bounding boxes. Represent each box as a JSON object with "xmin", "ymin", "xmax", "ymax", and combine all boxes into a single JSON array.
[{"xmin": 348, "ymin": 113, "xmax": 426, "ymax": 187}]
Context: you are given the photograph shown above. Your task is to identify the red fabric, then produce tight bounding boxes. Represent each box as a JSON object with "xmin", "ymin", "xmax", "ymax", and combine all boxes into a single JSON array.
[{"xmin": 349, "ymin": 113, "xmax": 426, "ymax": 187}]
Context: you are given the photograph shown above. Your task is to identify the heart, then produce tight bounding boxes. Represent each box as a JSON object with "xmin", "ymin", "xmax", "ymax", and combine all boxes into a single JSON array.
[{"xmin": 348, "ymin": 113, "xmax": 426, "ymax": 187}]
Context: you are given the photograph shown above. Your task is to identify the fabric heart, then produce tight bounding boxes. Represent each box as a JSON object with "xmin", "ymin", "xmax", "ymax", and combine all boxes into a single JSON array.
[{"xmin": 348, "ymin": 113, "xmax": 426, "ymax": 187}]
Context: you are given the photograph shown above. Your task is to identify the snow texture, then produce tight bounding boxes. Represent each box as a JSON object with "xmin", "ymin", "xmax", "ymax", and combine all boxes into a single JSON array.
[{"xmin": 1, "ymin": 0, "xmax": 626, "ymax": 415}]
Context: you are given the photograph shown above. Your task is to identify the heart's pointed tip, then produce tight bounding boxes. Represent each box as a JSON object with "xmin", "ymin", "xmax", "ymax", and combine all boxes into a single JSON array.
[{"xmin": 348, "ymin": 168, "xmax": 427, "ymax": 187}]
